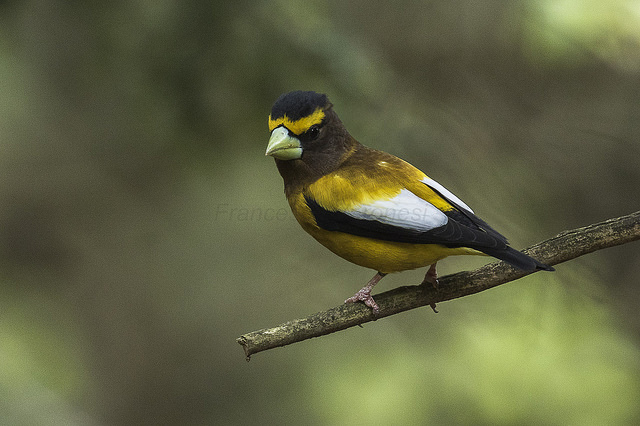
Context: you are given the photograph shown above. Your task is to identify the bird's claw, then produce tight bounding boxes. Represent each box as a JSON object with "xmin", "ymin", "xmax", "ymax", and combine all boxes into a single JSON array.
[
  {"xmin": 345, "ymin": 290, "xmax": 380, "ymax": 313},
  {"xmin": 421, "ymin": 263, "xmax": 439, "ymax": 289},
  {"xmin": 345, "ymin": 272, "xmax": 385, "ymax": 313}
]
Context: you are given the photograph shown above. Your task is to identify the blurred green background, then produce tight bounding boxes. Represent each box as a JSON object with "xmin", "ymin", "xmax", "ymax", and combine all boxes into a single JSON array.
[{"xmin": 1, "ymin": 0, "xmax": 639, "ymax": 424}]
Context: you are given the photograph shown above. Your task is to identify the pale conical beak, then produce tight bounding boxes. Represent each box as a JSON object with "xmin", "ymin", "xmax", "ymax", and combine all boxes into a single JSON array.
[{"xmin": 265, "ymin": 127, "xmax": 302, "ymax": 160}]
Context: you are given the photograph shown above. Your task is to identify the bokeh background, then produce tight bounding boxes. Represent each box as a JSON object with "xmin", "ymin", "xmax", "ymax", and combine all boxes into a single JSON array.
[{"xmin": 1, "ymin": 0, "xmax": 639, "ymax": 424}]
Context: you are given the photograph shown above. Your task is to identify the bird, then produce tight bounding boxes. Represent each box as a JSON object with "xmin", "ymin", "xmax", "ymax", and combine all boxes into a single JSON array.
[{"xmin": 265, "ymin": 90, "xmax": 553, "ymax": 312}]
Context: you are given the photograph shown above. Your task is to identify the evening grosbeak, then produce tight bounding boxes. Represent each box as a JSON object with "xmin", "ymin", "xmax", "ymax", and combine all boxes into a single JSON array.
[{"xmin": 265, "ymin": 91, "xmax": 552, "ymax": 312}]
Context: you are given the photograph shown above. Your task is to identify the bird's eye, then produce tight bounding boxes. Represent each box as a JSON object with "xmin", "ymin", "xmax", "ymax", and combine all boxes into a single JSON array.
[{"xmin": 307, "ymin": 125, "xmax": 320, "ymax": 140}]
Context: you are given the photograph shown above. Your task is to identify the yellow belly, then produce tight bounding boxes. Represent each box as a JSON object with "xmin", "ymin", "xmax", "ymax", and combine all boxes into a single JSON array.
[{"xmin": 309, "ymin": 227, "xmax": 482, "ymax": 273}]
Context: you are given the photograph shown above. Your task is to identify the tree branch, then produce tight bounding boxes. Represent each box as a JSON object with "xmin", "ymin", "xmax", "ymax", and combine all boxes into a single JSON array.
[{"xmin": 237, "ymin": 211, "xmax": 640, "ymax": 360}]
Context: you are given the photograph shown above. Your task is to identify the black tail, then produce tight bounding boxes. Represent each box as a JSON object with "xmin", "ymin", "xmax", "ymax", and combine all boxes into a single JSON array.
[{"xmin": 481, "ymin": 246, "xmax": 554, "ymax": 272}]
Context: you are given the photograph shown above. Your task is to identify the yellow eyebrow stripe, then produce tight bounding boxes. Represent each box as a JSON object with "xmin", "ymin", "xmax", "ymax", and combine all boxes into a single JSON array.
[{"xmin": 268, "ymin": 107, "xmax": 325, "ymax": 135}]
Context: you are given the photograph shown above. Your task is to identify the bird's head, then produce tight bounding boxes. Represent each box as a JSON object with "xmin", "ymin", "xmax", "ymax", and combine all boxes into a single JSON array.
[{"xmin": 265, "ymin": 91, "xmax": 354, "ymax": 177}]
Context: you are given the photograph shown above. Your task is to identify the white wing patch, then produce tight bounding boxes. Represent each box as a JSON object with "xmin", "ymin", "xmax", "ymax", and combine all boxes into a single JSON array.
[
  {"xmin": 421, "ymin": 177, "xmax": 474, "ymax": 214},
  {"xmin": 344, "ymin": 189, "xmax": 448, "ymax": 231}
]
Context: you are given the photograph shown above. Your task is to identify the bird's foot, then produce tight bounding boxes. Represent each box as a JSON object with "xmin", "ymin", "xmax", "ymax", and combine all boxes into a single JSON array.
[
  {"xmin": 345, "ymin": 272, "xmax": 386, "ymax": 313},
  {"xmin": 421, "ymin": 263, "xmax": 439, "ymax": 289},
  {"xmin": 421, "ymin": 263, "xmax": 439, "ymax": 313},
  {"xmin": 345, "ymin": 288, "xmax": 379, "ymax": 312}
]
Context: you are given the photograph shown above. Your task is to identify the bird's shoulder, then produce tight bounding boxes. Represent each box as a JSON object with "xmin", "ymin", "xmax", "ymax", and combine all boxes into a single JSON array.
[{"xmin": 305, "ymin": 145, "xmax": 453, "ymax": 213}]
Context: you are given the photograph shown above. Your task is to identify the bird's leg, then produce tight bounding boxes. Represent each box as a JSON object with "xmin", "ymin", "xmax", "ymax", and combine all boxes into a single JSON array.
[
  {"xmin": 345, "ymin": 272, "xmax": 387, "ymax": 312},
  {"xmin": 421, "ymin": 262, "xmax": 439, "ymax": 288},
  {"xmin": 421, "ymin": 263, "xmax": 440, "ymax": 313}
]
